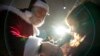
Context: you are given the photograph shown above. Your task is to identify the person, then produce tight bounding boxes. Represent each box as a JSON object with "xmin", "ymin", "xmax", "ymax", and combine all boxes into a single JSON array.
[
  {"xmin": 24, "ymin": 37, "xmax": 63, "ymax": 56},
  {"xmin": 0, "ymin": 0, "xmax": 60, "ymax": 56},
  {"xmin": 60, "ymin": 43, "xmax": 71, "ymax": 56},
  {"xmin": 39, "ymin": 42, "xmax": 63, "ymax": 56},
  {"xmin": 65, "ymin": 1, "xmax": 100, "ymax": 56}
]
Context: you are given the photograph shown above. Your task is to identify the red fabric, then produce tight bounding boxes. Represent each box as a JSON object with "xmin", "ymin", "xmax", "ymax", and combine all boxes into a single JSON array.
[
  {"xmin": 5, "ymin": 10, "xmax": 34, "ymax": 56},
  {"xmin": 8, "ymin": 11, "xmax": 34, "ymax": 38},
  {"xmin": 0, "ymin": 6, "xmax": 34, "ymax": 56}
]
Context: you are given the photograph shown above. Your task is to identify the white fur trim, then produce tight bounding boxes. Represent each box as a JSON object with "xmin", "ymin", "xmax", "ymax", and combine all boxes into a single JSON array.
[
  {"xmin": 0, "ymin": 5, "xmax": 32, "ymax": 24},
  {"xmin": 24, "ymin": 36, "xmax": 43, "ymax": 56},
  {"xmin": 34, "ymin": 0, "xmax": 49, "ymax": 13},
  {"xmin": 24, "ymin": 10, "xmax": 32, "ymax": 19}
]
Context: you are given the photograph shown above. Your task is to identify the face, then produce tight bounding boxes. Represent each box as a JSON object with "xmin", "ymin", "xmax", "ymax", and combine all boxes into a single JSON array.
[
  {"xmin": 66, "ymin": 17, "xmax": 86, "ymax": 47},
  {"xmin": 66, "ymin": 17, "xmax": 78, "ymax": 33},
  {"xmin": 30, "ymin": 6, "xmax": 47, "ymax": 27},
  {"xmin": 67, "ymin": 17, "xmax": 86, "ymax": 37}
]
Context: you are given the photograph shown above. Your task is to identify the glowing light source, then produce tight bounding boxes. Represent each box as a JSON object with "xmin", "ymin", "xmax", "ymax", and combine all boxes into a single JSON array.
[
  {"xmin": 47, "ymin": 13, "xmax": 50, "ymax": 16},
  {"xmin": 51, "ymin": 25, "xmax": 71, "ymax": 44},
  {"xmin": 63, "ymin": 7, "xmax": 66, "ymax": 9},
  {"xmin": 53, "ymin": 25, "xmax": 71, "ymax": 36}
]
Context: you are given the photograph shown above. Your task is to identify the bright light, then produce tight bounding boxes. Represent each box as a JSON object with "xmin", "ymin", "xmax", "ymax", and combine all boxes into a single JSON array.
[
  {"xmin": 63, "ymin": 7, "xmax": 66, "ymax": 9},
  {"xmin": 69, "ymin": 33, "xmax": 86, "ymax": 47},
  {"xmin": 54, "ymin": 25, "xmax": 71, "ymax": 36},
  {"xmin": 47, "ymin": 13, "xmax": 50, "ymax": 16}
]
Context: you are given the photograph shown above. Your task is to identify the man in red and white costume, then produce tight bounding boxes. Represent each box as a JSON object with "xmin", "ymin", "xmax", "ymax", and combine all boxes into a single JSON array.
[{"xmin": 0, "ymin": 0, "xmax": 49, "ymax": 56}]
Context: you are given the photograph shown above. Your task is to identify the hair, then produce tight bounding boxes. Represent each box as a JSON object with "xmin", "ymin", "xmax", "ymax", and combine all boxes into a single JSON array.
[
  {"xmin": 65, "ymin": 2, "xmax": 100, "ymax": 56},
  {"xmin": 65, "ymin": 2, "xmax": 95, "ymax": 37}
]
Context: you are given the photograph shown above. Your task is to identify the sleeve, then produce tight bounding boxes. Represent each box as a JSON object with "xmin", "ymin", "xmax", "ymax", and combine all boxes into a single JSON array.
[
  {"xmin": 5, "ymin": 10, "xmax": 33, "ymax": 56},
  {"xmin": 24, "ymin": 36, "xmax": 43, "ymax": 56},
  {"xmin": 7, "ymin": 11, "xmax": 33, "ymax": 38},
  {"xmin": 0, "ymin": 5, "xmax": 34, "ymax": 56}
]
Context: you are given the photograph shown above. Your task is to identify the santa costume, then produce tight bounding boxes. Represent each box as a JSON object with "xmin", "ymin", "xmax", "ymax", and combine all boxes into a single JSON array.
[{"xmin": 0, "ymin": 0, "xmax": 49, "ymax": 56}]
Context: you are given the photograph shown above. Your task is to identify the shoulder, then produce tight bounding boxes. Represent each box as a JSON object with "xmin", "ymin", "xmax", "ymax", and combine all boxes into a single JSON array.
[{"xmin": 0, "ymin": 5, "xmax": 32, "ymax": 24}]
